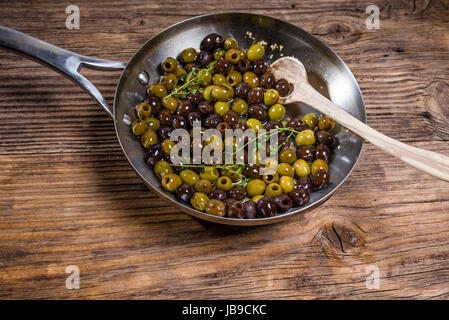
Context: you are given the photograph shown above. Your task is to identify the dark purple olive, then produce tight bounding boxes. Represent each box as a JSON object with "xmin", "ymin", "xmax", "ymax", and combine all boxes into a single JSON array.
[
  {"xmin": 223, "ymin": 110, "xmax": 238, "ymax": 127},
  {"xmin": 265, "ymin": 121, "xmax": 282, "ymax": 131},
  {"xmin": 196, "ymin": 50, "xmax": 213, "ymax": 67},
  {"xmin": 259, "ymin": 72, "xmax": 275, "ymax": 89},
  {"xmin": 287, "ymin": 117, "xmax": 307, "ymax": 132},
  {"xmin": 297, "ymin": 177, "xmax": 312, "ymax": 194},
  {"xmin": 176, "ymin": 184, "xmax": 194, "ymax": 203},
  {"xmin": 314, "ymin": 144, "xmax": 330, "ymax": 162},
  {"xmin": 144, "ymin": 143, "xmax": 164, "ymax": 165},
  {"xmin": 227, "ymin": 201, "xmax": 244, "ymax": 218},
  {"xmin": 234, "ymin": 122, "xmax": 249, "ymax": 131},
  {"xmin": 187, "ymin": 111, "xmax": 202, "ymax": 126},
  {"xmin": 288, "ymin": 187, "xmax": 310, "ymax": 206},
  {"xmin": 247, "ymin": 87, "xmax": 264, "ymax": 104},
  {"xmin": 158, "ymin": 109, "xmax": 173, "ymax": 126},
  {"xmin": 252, "ymin": 60, "xmax": 267, "ymax": 76},
  {"xmin": 216, "ymin": 58, "xmax": 232, "ymax": 75},
  {"xmin": 256, "ymin": 196, "xmax": 278, "ymax": 217},
  {"xmin": 247, "ymin": 104, "xmax": 268, "ymax": 122},
  {"xmin": 236, "ymin": 58, "xmax": 251, "ymax": 72},
  {"xmin": 329, "ymin": 136, "xmax": 340, "ymax": 149},
  {"xmin": 234, "ymin": 82, "xmax": 251, "ymax": 99},
  {"xmin": 204, "ymin": 114, "xmax": 222, "ymax": 128},
  {"xmin": 158, "ymin": 126, "xmax": 172, "ymax": 140},
  {"xmin": 311, "ymin": 169, "xmax": 330, "ymax": 190},
  {"xmin": 244, "ymin": 164, "xmax": 261, "ymax": 179},
  {"xmin": 228, "ymin": 186, "xmax": 246, "ymax": 201},
  {"xmin": 177, "ymin": 100, "xmax": 194, "ymax": 117},
  {"xmin": 184, "ymin": 63, "xmax": 199, "ymax": 73},
  {"xmin": 273, "ymin": 195, "xmax": 293, "ymax": 212},
  {"xmin": 242, "ymin": 201, "xmax": 257, "ymax": 219},
  {"xmin": 315, "ymin": 131, "xmax": 332, "ymax": 145},
  {"xmin": 200, "ymin": 33, "xmax": 224, "ymax": 50},
  {"xmin": 209, "ymin": 189, "xmax": 227, "ymax": 201},
  {"xmin": 274, "ymin": 78, "xmax": 290, "ymax": 96},
  {"xmin": 198, "ymin": 101, "xmax": 214, "ymax": 117},
  {"xmin": 296, "ymin": 145, "xmax": 314, "ymax": 162},
  {"xmin": 173, "ymin": 115, "xmax": 188, "ymax": 129},
  {"xmin": 186, "ymin": 91, "xmax": 203, "ymax": 105},
  {"xmin": 145, "ymin": 96, "xmax": 161, "ymax": 115},
  {"xmin": 224, "ymin": 198, "xmax": 238, "ymax": 209}
]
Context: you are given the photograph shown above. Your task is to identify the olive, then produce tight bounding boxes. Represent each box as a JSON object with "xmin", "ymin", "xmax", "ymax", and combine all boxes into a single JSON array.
[
  {"xmin": 259, "ymin": 72, "xmax": 275, "ymax": 89},
  {"xmin": 227, "ymin": 201, "xmax": 244, "ymax": 218},
  {"xmin": 144, "ymin": 117, "xmax": 160, "ymax": 132},
  {"xmin": 186, "ymin": 111, "xmax": 201, "ymax": 126},
  {"xmin": 179, "ymin": 169, "xmax": 199, "ymax": 186},
  {"xmin": 246, "ymin": 179, "xmax": 266, "ymax": 197},
  {"xmin": 212, "ymin": 85, "xmax": 233, "ymax": 101},
  {"xmin": 223, "ymin": 37, "xmax": 238, "ymax": 50},
  {"xmin": 268, "ymin": 104, "xmax": 286, "ymax": 121},
  {"xmin": 213, "ymin": 48, "xmax": 225, "ymax": 60},
  {"xmin": 198, "ymin": 101, "xmax": 214, "ymax": 116},
  {"xmin": 132, "ymin": 119, "xmax": 146, "ymax": 135},
  {"xmin": 252, "ymin": 195, "xmax": 265, "ymax": 204},
  {"xmin": 141, "ymin": 129, "xmax": 158, "ymax": 148},
  {"xmin": 162, "ymin": 97, "xmax": 179, "ymax": 113},
  {"xmin": 311, "ymin": 169, "xmax": 330, "ymax": 190},
  {"xmin": 195, "ymin": 179, "xmax": 213, "ymax": 193},
  {"xmin": 197, "ymin": 68, "xmax": 212, "ymax": 85},
  {"xmin": 213, "ymin": 73, "xmax": 227, "ymax": 85},
  {"xmin": 225, "ymin": 49, "xmax": 241, "ymax": 64},
  {"xmin": 200, "ymin": 33, "xmax": 224, "ymax": 50},
  {"xmin": 175, "ymin": 67, "xmax": 187, "ymax": 78},
  {"xmin": 148, "ymin": 84, "xmax": 167, "ymax": 99},
  {"xmin": 265, "ymin": 183, "xmax": 283, "ymax": 199},
  {"xmin": 216, "ymin": 58, "xmax": 232, "ymax": 75},
  {"xmin": 247, "ymin": 104, "xmax": 268, "ymax": 122},
  {"xmin": 293, "ymin": 159, "xmax": 311, "ymax": 178},
  {"xmin": 216, "ymin": 176, "xmax": 233, "ymax": 191},
  {"xmin": 297, "ymin": 177, "xmax": 313, "ymax": 194},
  {"xmin": 318, "ymin": 116, "xmax": 335, "ymax": 131},
  {"xmin": 234, "ymin": 82, "xmax": 251, "ymax": 99},
  {"xmin": 176, "ymin": 184, "xmax": 195, "ymax": 203},
  {"xmin": 231, "ymin": 98, "xmax": 248, "ymax": 115},
  {"xmin": 277, "ymin": 163, "xmax": 294, "ymax": 177},
  {"xmin": 162, "ymin": 139, "xmax": 176, "ymax": 156},
  {"xmin": 191, "ymin": 192, "xmax": 209, "ymax": 211},
  {"xmin": 161, "ymin": 173, "xmax": 182, "ymax": 192},
  {"xmin": 184, "ymin": 63, "xmax": 199, "ymax": 73},
  {"xmin": 243, "ymin": 71, "xmax": 260, "ymax": 88},
  {"xmin": 160, "ymin": 73, "xmax": 178, "ymax": 91},
  {"xmin": 288, "ymin": 186, "xmax": 310, "ymax": 206},
  {"xmin": 223, "ymin": 110, "xmax": 239, "ymax": 127},
  {"xmin": 136, "ymin": 102, "xmax": 152, "ymax": 119},
  {"xmin": 199, "ymin": 166, "xmax": 219, "ymax": 182},
  {"xmin": 286, "ymin": 117, "xmax": 306, "ymax": 132},
  {"xmin": 279, "ymin": 176, "xmax": 295, "ymax": 194},
  {"xmin": 256, "ymin": 196, "xmax": 277, "ymax": 217},
  {"xmin": 274, "ymin": 78, "xmax": 290, "ymax": 96},
  {"xmin": 158, "ymin": 109, "xmax": 173, "ymax": 126},
  {"xmin": 314, "ymin": 144, "xmax": 331, "ymax": 162},
  {"xmin": 252, "ymin": 60, "xmax": 267, "ymax": 76},
  {"xmin": 226, "ymin": 70, "xmax": 242, "ymax": 86},
  {"xmin": 279, "ymin": 149, "xmax": 297, "ymax": 164},
  {"xmin": 173, "ymin": 115, "xmax": 188, "ymax": 129},
  {"xmin": 234, "ymin": 122, "xmax": 249, "ymax": 131},
  {"xmin": 228, "ymin": 186, "xmax": 246, "ymax": 201},
  {"xmin": 303, "ymin": 113, "xmax": 318, "ymax": 129},
  {"xmin": 203, "ymin": 85, "xmax": 215, "ymax": 102},
  {"xmin": 262, "ymin": 172, "xmax": 279, "ymax": 184},
  {"xmin": 246, "ymin": 118, "xmax": 263, "ymax": 133},
  {"xmin": 179, "ymin": 48, "xmax": 198, "ymax": 64},
  {"xmin": 217, "ymin": 122, "xmax": 229, "ymax": 137},
  {"xmin": 265, "ymin": 121, "xmax": 281, "ymax": 131},
  {"xmin": 158, "ymin": 126, "xmax": 172, "ymax": 140},
  {"xmin": 196, "ymin": 50, "xmax": 213, "ymax": 68},
  {"xmin": 236, "ymin": 58, "xmax": 251, "ymax": 73},
  {"xmin": 247, "ymin": 87, "xmax": 264, "ymax": 104},
  {"xmin": 311, "ymin": 159, "xmax": 328, "ymax": 175},
  {"xmin": 209, "ymin": 189, "xmax": 227, "ymax": 201},
  {"xmin": 296, "ymin": 146, "xmax": 314, "ymax": 162},
  {"xmin": 154, "ymin": 160, "xmax": 173, "ymax": 179},
  {"xmin": 247, "ymin": 43, "xmax": 265, "ymax": 61},
  {"xmin": 295, "ymin": 129, "xmax": 316, "ymax": 146},
  {"xmin": 214, "ymin": 101, "xmax": 230, "ymax": 116},
  {"xmin": 263, "ymin": 89, "xmax": 279, "ymax": 107},
  {"xmin": 204, "ymin": 199, "xmax": 226, "ymax": 216},
  {"xmin": 244, "ymin": 164, "xmax": 261, "ymax": 179},
  {"xmin": 240, "ymin": 201, "xmax": 256, "ymax": 219},
  {"xmin": 161, "ymin": 57, "xmax": 177, "ymax": 73},
  {"xmin": 146, "ymin": 96, "xmax": 161, "ymax": 115},
  {"xmin": 204, "ymin": 114, "xmax": 222, "ymax": 128},
  {"xmin": 144, "ymin": 144, "xmax": 164, "ymax": 165},
  {"xmin": 273, "ymin": 194, "xmax": 293, "ymax": 212}
]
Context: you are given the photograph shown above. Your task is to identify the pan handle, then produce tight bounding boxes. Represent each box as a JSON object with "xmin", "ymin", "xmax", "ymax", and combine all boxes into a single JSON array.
[{"xmin": 0, "ymin": 25, "xmax": 127, "ymax": 118}]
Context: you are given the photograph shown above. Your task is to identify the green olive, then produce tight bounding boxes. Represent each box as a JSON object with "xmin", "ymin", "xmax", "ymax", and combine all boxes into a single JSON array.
[
  {"xmin": 279, "ymin": 149, "xmax": 297, "ymax": 164},
  {"xmin": 226, "ymin": 70, "xmax": 242, "ymax": 86},
  {"xmin": 195, "ymin": 179, "xmax": 213, "ymax": 193},
  {"xmin": 141, "ymin": 129, "xmax": 158, "ymax": 148},
  {"xmin": 175, "ymin": 67, "xmax": 186, "ymax": 78},
  {"xmin": 231, "ymin": 98, "xmax": 248, "ymax": 115},
  {"xmin": 161, "ymin": 57, "xmax": 177, "ymax": 73},
  {"xmin": 277, "ymin": 163, "xmax": 294, "ymax": 177},
  {"xmin": 160, "ymin": 73, "xmax": 178, "ymax": 91},
  {"xmin": 148, "ymin": 84, "xmax": 167, "ymax": 99},
  {"xmin": 263, "ymin": 89, "xmax": 279, "ymax": 106},
  {"xmin": 246, "ymin": 179, "xmax": 266, "ymax": 197},
  {"xmin": 203, "ymin": 85, "xmax": 216, "ymax": 102},
  {"xmin": 132, "ymin": 119, "xmax": 146, "ymax": 136},
  {"xmin": 161, "ymin": 173, "xmax": 182, "ymax": 192},
  {"xmin": 216, "ymin": 176, "xmax": 233, "ymax": 191},
  {"xmin": 268, "ymin": 104, "xmax": 286, "ymax": 121},
  {"xmin": 162, "ymin": 97, "xmax": 178, "ymax": 113},
  {"xmin": 198, "ymin": 69, "xmax": 212, "ymax": 85},
  {"xmin": 180, "ymin": 169, "xmax": 199, "ymax": 186},
  {"xmin": 205, "ymin": 199, "xmax": 226, "ymax": 216},
  {"xmin": 212, "ymin": 85, "xmax": 234, "ymax": 101},
  {"xmin": 213, "ymin": 73, "xmax": 227, "ymax": 85},
  {"xmin": 318, "ymin": 116, "xmax": 335, "ymax": 131},
  {"xmin": 247, "ymin": 43, "xmax": 265, "ymax": 61},
  {"xmin": 311, "ymin": 159, "xmax": 328, "ymax": 175},
  {"xmin": 221, "ymin": 165, "xmax": 242, "ymax": 182},
  {"xmin": 143, "ymin": 117, "xmax": 160, "ymax": 132},
  {"xmin": 279, "ymin": 176, "xmax": 295, "ymax": 194},
  {"xmin": 224, "ymin": 38, "xmax": 238, "ymax": 51},
  {"xmin": 295, "ymin": 129, "xmax": 316, "ymax": 146},
  {"xmin": 136, "ymin": 102, "xmax": 152, "ymax": 119},
  {"xmin": 243, "ymin": 71, "xmax": 259, "ymax": 88},
  {"xmin": 162, "ymin": 139, "xmax": 176, "ymax": 155},
  {"xmin": 262, "ymin": 173, "xmax": 279, "ymax": 184},
  {"xmin": 293, "ymin": 159, "xmax": 311, "ymax": 178},
  {"xmin": 246, "ymin": 118, "xmax": 263, "ymax": 133},
  {"xmin": 214, "ymin": 101, "xmax": 230, "ymax": 117},
  {"xmin": 303, "ymin": 113, "xmax": 318, "ymax": 129},
  {"xmin": 265, "ymin": 183, "xmax": 283, "ymax": 198},
  {"xmin": 154, "ymin": 160, "xmax": 173, "ymax": 179},
  {"xmin": 179, "ymin": 48, "xmax": 198, "ymax": 64},
  {"xmin": 225, "ymin": 49, "xmax": 241, "ymax": 64},
  {"xmin": 200, "ymin": 167, "xmax": 219, "ymax": 182},
  {"xmin": 190, "ymin": 192, "xmax": 209, "ymax": 211},
  {"xmin": 213, "ymin": 48, "xmax": 225, "ymax": 60}
]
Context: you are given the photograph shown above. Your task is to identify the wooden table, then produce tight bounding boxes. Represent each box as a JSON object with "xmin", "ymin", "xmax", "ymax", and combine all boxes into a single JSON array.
[{"xmin": 1, "ymin": 0, "xmax": 448, "ymax": 299}]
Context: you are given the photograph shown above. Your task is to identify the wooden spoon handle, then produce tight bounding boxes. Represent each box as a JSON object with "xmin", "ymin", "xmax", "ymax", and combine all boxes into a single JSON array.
[{"xmin": 299, "ymin": 85, "xmax": 449, "ymax": 182}]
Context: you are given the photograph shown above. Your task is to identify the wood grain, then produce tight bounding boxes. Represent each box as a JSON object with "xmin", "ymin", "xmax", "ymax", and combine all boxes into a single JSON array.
[{"xmin": 1, "ymin": 0, "xmax": 449, "ymax": 299}]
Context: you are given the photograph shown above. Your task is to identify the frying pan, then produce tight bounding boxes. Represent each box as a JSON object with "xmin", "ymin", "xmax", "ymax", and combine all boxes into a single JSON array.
[{"xmin": 0, "ymin": 13, "xmax": 365, "ymax": 226}]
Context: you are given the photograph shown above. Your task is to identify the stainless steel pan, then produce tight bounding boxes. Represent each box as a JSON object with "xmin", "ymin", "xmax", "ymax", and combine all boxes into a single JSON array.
[{"xmin": 0, "ymin": 13, "xmax": 365, "ymax": 226}]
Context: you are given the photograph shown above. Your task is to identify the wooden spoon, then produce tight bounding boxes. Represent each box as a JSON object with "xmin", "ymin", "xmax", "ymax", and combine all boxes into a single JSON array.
[{"xmin": 269, "ymin": 57, "xmax": 449, "ymax": 182}]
